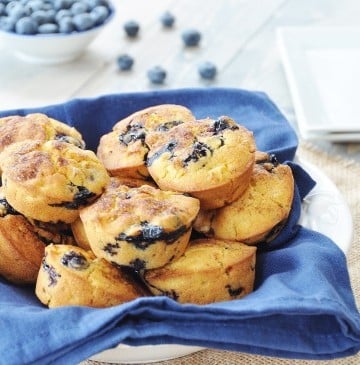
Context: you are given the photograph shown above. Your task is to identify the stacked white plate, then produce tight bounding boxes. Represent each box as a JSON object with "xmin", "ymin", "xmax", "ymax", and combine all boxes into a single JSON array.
[{"xmin": 277, "ymin": 26, "xmax": 360, "ymax": 141}]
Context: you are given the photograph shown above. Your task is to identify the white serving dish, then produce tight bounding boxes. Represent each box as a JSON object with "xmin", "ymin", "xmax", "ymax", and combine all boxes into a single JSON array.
[{"xmin": 277, "ymin": 26, "xmax": 360, "ymax": 141}]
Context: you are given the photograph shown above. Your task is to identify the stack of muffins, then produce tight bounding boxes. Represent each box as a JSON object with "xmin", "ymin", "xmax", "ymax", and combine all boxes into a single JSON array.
[{"xmin": 0, "ymin": 105, "xmax": 294, "ymax": 308}]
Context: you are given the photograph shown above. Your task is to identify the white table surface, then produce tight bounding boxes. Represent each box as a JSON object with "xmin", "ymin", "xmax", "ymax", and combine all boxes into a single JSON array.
[{"xmin": 0, "ymin": 0, "xmax": 359, "ymax": 161}]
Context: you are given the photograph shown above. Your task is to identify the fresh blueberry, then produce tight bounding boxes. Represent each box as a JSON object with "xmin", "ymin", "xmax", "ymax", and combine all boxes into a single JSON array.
[
  {"xmin": 117, "ymin": 54, "xmax": 134, "ymax": 70},
  {"xmin": 53, "ymin": 0, "xmax": 73, "ymax": 10},
  {"xmin": 72, "ymin": 12, "xmax": 94, "ymax": 31},
  {"xmin": 71, "ymin": 1, "xmax": 88, "ymax": 15},
  {"xmin": 54, "ymin": 8, "xmax": 71, "ymax": 22},
  {"xmin": 26, "ymin": 0, "xmax": 45, "ymax": 11},
  {"xmin": 90, "ymin": 4, "xmax": 108, "ymax": 25},
  {"xmin": 6, "ymin": 3, "xmax": 28, "ymax": 21},
  {"xmin": 31, "ymin": 9, "xmax": 48, "ymax": 24},
  {"xmin": 5, "ymin": 1, "xmax": 21, "ymax": 14},
  {"xmin": 44, "ymin": 9, "xmax": 56, "ymax": 22},
  {"xmin": 147, "ymin": 65, "xmax": 166, "ymax": 84},
  {"xmin": 58, "ymin": 16, "xmax": 74, "ymax": 32},
  {"xmin": 198, "ymin": 61, "xmax": 217, "ymax": 80},
  {"xmin": 38, "ymin": 22, "xmax": 58, "ymax": 33},
  {"xmin": 181, "ymin": 28, "xmax": 201, "ymax": 46},
  {"xmin": 160, "ymin": 11, "xmax": 175, "ymax": 28},
  {"xmin": 15, "ymin": 16, "xmax": 38, "ymax": 34},
  {"xmin": 84, "ymin": 0, "xmax": 107, "ymax": 9},
  {"xmin": 123, "ymin": 19, "xmax": 139, "ymax": 37},
  {"xmin": 0, "ymin": 16, "xmax": 15, "ymax": 31}
]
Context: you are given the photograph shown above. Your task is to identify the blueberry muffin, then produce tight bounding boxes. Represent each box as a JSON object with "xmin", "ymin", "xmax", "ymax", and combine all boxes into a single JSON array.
[
  {"xmin": 0, "ymin": 190, "xmax": 45, "ymax": 284},
  {"xmin": 35, "ymin": 244, "xmax": 147, "ymax": 308},
  {"xmin": 143, "ymin": 238, "xmax": 257, "ymax": 304},
  {"xmin": 97, "ymin": 104, "xmax": 195, "ymax": 179},
  {"xmin": 79, "ymin": 184, "xmax": 200, "ymax": 270},
  {"xmin": 71, "ymin": 177, "xmax": 156, "ymax": 251},
  {"xmin": 0, "ymin": 140, "xmax": 109, "ymax": 223},
  {"xmin": 0, "ymin": 113, "xmax": 85, "ymax": 153},
  {"xmin": 145, "ymin": 116, "xmax": 256, "ymax": 210},
  {"xmin": 193, "ymin": 152, "xmax": 294, "ymax": 244}
]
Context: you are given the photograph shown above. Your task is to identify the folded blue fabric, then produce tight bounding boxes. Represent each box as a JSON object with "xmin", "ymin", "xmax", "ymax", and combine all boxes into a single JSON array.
[{"xmin": 0, "ymin": 88, "xmax": 359, "ymax": 365}]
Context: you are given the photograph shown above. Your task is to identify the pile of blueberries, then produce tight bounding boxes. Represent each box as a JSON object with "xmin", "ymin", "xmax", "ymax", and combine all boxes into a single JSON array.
[
  {"xmin": 118, "ymin": 12, "xmax": 217, "ymax": 84},
  {"xmin": 0, "ymin": 0, "xmax": 112, "ymax": 35}
]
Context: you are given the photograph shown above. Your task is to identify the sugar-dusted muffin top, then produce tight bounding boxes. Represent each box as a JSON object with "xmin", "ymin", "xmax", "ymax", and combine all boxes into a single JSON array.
[
  {"xmin": 97, "ymin": 104, "xmax": 195, "ymax": 179},
  {"xmin": 35, "ymin": 244, "xmax": 148, "ymax": 308},
  {"xmin": 71, "ymin": 177, "xmax": 156, "ymax": 251},
  {"xmin": 79, "ymin": 184, "xmax": 200, "ymax": 269},
  {"xmin": 0, "ymin": 140, "xmax": 109, "ymax": 223},
  {"xmin": 194, "ymin": 152, "xmax": 294, "ymax": 244},
  {"xmin": 143, "ymin": 238, "xmax": 257, "ymax": 304},
  {"xmin": 0, "ymin": 113, "xmax": 85, "ymax": 152},
  {"xmin": 145, "ymin": 116, "xmax": 256, "ymax": 209}
]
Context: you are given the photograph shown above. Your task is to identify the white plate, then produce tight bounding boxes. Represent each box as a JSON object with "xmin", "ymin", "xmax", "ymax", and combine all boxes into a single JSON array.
[
  {"xmin": 277, "ymin": 26, "xmax": 360, "ymax": 141},
  {"xmin": 89, "ymin": 159, "xmax": 353, "ymax": 364}
]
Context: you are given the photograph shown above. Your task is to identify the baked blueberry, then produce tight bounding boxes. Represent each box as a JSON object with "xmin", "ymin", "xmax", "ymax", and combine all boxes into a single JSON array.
[
  {"xmin": 117, "ymin": 54, "xmax": 134, "ymax": 71},
  {"xmin": 123, "ymin": 19, "xmax": 139, "ymax": 37},
  {"xmin": 160, "ymin": 11, "xmax": 175, "ymax": 28},
  {"xmin": 61, "ymin": 251, "xmax": 89, "ymax": 270},
  {"xmin": 198, "ymin": 61, "xmax": 217, "ymax": 80},
  {"xmin": 147, "ymin": 65, "xmax": 166, "ymax": 84},
  {"xmin": 181, "ymin": 28, "xmax": 201, "ymax": 46}
]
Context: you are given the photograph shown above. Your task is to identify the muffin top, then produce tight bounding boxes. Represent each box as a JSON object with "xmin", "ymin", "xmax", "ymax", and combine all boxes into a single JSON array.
[
  {"xmin": 0, "ymin": 140, "xmax": 109, "ymax": 210},
  {"xmin": 79, "ymin": 184, "xmax": 200, "ymax": 248},
  {"xmin": 97, "ymin": 104, "xmax": 195, "ymax": 179},
  {"xmin": 145, "ymin": 116, "xmax": 256, "ymax": 192},
  {"xmin": 112, "ymin": 104, "xmax": 195, "ymax": 131},
  {"xmin": 0, "ymin": 113, "xmax": 85, "ymax": 152},
  {"xmin": 36, "ymin": 244, "xmax": 147, "ymax": 308}
]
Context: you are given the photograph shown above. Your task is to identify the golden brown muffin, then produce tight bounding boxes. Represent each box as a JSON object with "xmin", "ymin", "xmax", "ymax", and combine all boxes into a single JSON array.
[
  {"xmin": 79, "ymin": 184, "xmax": 200, "ymax": 270},
  {"xmin": 0, "ymin": 113, "xmax": 85, "ymax": 153},
  {"xmin": 143, "ymin": 238, "xmax": 257, "ymax": 304},
  {"xmin": 193, "ymin": 152, "xmax": 294, "ymax": 244},
  {"xmin": 145, "ymin": 116, "xmax": 256, "ymax": 210},
  {"xmin": 0, "ymin": 140, "xmax": 109, "ymax": 223},
  {"xmin": 0, "ymin": 191, "xmax": 45, "ymax": 284},
  {"xmin": 35, "ymin": 244, "xmax": 147, "ymax": 308},
  {"xmin": 71, "ymin": 177, "xmax": 156, "ymax": 251},
  {"xmin": 97, "ymin": 104, "xmax": 195, "ymax": 179}
]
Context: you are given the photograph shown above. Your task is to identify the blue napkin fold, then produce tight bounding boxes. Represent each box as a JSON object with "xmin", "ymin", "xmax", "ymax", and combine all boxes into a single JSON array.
[{"xmin": 0, "ymin": 88, "xmax": 359, "ymax": 364}]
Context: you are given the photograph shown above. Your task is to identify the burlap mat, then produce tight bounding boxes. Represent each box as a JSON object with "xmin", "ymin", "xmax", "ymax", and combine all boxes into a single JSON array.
[{"xmin": 83, "ymin": 142, "xmax": 360, "ymax": 365}]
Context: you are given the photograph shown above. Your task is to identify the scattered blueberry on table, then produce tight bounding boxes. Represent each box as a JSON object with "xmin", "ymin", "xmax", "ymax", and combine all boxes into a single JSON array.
[
  {"xmin": 0, "ymin": 0, "xmax": 113, "ymax": 35},
  {"xmin": 123, "ymin": 19, "xmax": 139, "ymax": 37},
  {"xmin": 181, "ymin": 28, "xmax": 201, "ymax": 46},
  {"xmin": 147, "ymin": 65, "xmax": 167, "ymax": 84},
  {"xmin": 160, "ymin": 11, "xmax": 175, "ymax": 28},
  {"xmin": 117, "ymin": 54, "xmax": 134, "ymax": 71},
  {"xmin": 198, "ymin": 61, "xmax": 217, "ymax": 80}
]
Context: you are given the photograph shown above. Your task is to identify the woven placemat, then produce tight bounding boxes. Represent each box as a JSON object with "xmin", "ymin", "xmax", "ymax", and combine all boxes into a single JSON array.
[{"xmin": 83, "ymin": 142, "xmax": 360, "ymax": 365}]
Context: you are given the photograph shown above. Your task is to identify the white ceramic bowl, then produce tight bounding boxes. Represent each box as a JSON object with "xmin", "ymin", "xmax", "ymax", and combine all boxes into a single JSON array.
[{"xmin": 0, "ymin": 4, "xmax": 115, "ymax": 65}]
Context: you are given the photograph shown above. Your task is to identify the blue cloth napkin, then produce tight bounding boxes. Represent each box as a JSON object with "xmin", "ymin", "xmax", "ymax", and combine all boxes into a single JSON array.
[{"xmin": 0, "ymin": 88, "xmax": 359, "ymax": 365}]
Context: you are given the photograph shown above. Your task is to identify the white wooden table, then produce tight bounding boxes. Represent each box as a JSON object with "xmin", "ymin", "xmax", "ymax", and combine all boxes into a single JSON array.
[{"xmin": 0, "ymin": 0, "xmax": 359, "ymax": 160}]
